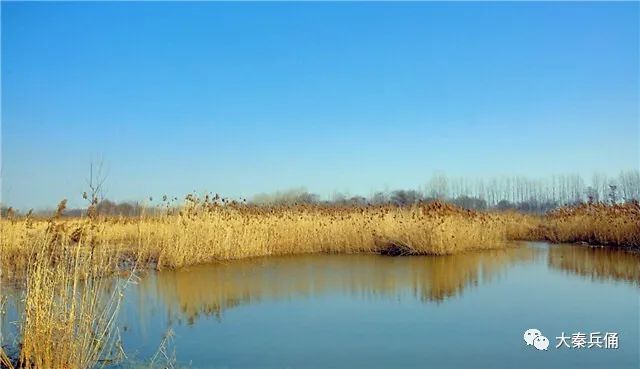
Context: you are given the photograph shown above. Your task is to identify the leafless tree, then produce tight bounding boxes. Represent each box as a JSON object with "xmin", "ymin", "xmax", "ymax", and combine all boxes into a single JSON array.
[
  {"xmin": 618, "ymin": 170, "xmax": 640, "ymax": 202},
  {"xmin": 85, "ymin": 159, "xmax": 108, "ymax": 203}
]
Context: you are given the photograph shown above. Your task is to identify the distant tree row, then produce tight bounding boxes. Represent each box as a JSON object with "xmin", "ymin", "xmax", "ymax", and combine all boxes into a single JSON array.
[
  {"xmin": 250, "ymin": 170, "xmax": 640, "ymax": 213},
  {"xmin": 1, "ymin": 200, "xmax": 145, "ymax": 218},
  {"xmin": 421, "ymin": 171, "xmax": 640, "ymax": 206},
  {"xmin": 3, "ymin": 170, "xmax": 638, "ymax": 217}
]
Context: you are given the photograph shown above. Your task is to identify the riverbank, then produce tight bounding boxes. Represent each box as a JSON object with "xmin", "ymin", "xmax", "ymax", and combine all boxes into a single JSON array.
[
  {"xmin": 537, "ymin": 203, "xmax": 640, "ymax": 250},
  {"xmin": 2, "ymin": 200, "xmax": 639, "ymax": 275},
  {"xmin": 1, "ymin": 200, "xmax": 534, "ymax": 275}
]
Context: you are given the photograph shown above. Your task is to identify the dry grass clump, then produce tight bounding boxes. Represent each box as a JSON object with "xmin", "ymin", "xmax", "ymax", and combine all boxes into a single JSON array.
[
  {"xmin": 2, "ymin": 199, "xmax": 516, "ymax": 274},
  {"xmin": 538, "ymin": 202, "xmax": 640, "ymax": 248},
  {"xmin": 493, "ymin": 210, "xmax": 543, "ymax": 242},
  {"xmin": 2, "ymin": 198, "xmax": 636, "ymax": 277},
  {"xmin": 111, "ymin": 199, "xmax": 513, "ymax": 269},
  {"xmin": 130, "ymin": 198, "xmax": 516, "ymax": 267},
  {"xmin": 0, "ymin": 202, "xmax": 132, "ymax": 369}
]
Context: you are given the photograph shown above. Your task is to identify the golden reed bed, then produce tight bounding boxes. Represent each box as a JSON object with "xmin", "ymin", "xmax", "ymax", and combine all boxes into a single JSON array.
[
  {"xmin": 540, "ymin": 203, "xmax": 640, "ymax": 247},
  {"xmin": 0, "ymin": 199, "xmax": 638, "ymax": 369},
  {"xmin": 2, "ymin": 199, "xmax": 638, "ymax": 277},
  {"xmin": 1, "ymin": 200, "xmax": 533, "ymax": 275}
]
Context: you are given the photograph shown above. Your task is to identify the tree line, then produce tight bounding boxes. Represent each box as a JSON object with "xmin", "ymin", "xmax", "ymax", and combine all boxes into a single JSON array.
[
  {"xmin": 2, "ymin": 170, "xmax": 638, "ymax": 217},
  {"xmin": 251, "ymin": 170, "xmax": 640, "ymax": 213}
]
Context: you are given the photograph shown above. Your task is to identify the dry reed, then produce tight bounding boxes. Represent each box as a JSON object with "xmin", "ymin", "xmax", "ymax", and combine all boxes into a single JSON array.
[
  {"xmin": 2, "ymin": 199, "xmax": 518, "ymax": 275},
  {"xmin": 1, "ymin": 204, "xmax": 134, "ymax": 369},
  {"xmin": 538, "ymin": 202, "xmax": 640, "ymax": 248}
]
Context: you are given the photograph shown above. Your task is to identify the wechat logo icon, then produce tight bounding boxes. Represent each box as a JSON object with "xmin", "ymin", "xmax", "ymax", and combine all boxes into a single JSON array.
[{"xmin": 524, "ymin": 328, "xmax": 549, "ymax": 351}]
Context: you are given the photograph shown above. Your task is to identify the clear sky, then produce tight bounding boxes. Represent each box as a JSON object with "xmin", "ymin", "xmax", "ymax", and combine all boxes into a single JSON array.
[{"xmin": 2, "ymin": 2, "xmax": 638, "ymax": 210}]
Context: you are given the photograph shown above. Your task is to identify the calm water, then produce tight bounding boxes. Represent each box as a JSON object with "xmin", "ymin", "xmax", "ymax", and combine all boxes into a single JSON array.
[
  {"xmin": 2, "ymin": 243, "xmax": 639, "ymax": 368},
  {"xmin": 114, "ymin": 242, "xmax": 639, "ymax": 369}
]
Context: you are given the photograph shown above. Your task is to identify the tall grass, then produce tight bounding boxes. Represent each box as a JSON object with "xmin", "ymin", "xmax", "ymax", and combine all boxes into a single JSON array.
[
  {"xmin": 539, "ymin": 202, "xmax": 640, "ymax": 248},
  {"xmin": 1, "ymin": 204, "xmax": 133, "ymax": 369},
  {"xmin": 2, "ymin": 199, "xmax": 518, "ymax": 275},
  {"xmin": 3, "ymin": 198, "xmax": 638, "ymax": 276}
]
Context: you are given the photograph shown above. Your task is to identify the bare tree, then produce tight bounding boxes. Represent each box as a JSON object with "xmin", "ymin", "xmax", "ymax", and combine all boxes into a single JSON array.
[
  {"xmin": 426, "ymin": 173, "xmax": 449, "ymax": 200},
  {"xmin": 86, "ymin": 160, "xmax": 108, "ymax": 202},
  {"xmin": 390, "ymin": 190, "xmax": 423, "ymax": 206},
  {"xmin": 618, "ymin": 170, "xmax": 640, "ymax": 202},
  {"xmin": 84, "ymin": 159, "xmax": 109, "ymax": 217},
  {"xmin": 608, "ymin": 184, "xmax": 618, "ymax": 205},
  {"xmin": 370, "ymin": 192, "xmax": 388, "ymax": 205}
]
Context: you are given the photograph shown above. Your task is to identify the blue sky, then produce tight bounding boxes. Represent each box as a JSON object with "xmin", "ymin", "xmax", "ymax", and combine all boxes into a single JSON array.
[{"xmin": 2, "ymin": 2, "xmax": 638, "ymax": 209}]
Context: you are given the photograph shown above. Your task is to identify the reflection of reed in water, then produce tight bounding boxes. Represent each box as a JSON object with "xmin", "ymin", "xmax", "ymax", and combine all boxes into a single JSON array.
[
  {"xmin": 137, "ymin": 246, "xmax": 537, "ymax": 324},
  {"xmin": 548, "ymin": 245, "xmax": 640, "ymax": 285}
]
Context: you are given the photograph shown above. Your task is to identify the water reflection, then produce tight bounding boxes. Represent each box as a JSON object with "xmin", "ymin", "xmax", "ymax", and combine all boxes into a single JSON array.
[
  {"xmin": 121, "ymin": 243, "xmax": 640, "ymax": 369},
  {"xmin": 137, "ymin": 246, "xmax": 538, "ymax": 325},
  {"xmin": 548, "ymin": 244, "xmax": 640, "ymax": 285}
]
